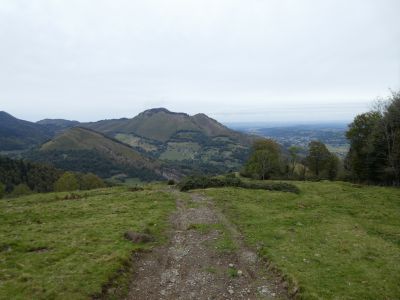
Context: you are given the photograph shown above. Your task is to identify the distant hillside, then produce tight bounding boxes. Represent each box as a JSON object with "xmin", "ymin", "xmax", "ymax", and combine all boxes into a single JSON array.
[
  {"xmin": 36, "ymin": 119, "xmax": 80, "ymax": 133},
  {"xmin": 0, "ymin": 111, "xmax": 52, "ymax": 151},
  {"xmin": 83, "ymin": 108, "xmax": 253, "ymax": 174},
  {"xmin": 26, "ymin": 127, "xmax": 176, "ymax": 180}
]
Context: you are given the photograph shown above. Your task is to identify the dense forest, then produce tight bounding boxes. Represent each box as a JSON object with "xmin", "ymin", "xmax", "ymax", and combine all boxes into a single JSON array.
[{"xmin": 0, "ymin": 156, "xmax": 105, "ymax": 198}]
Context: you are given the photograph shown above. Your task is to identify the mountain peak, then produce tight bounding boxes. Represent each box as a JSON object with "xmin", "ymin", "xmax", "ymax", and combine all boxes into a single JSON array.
[
  {"xmin": 140, "ymin": 108, "xmax": 189, "ymax": 117},
  {"xmin": 0, "ymin": 111, "xmax": 15, "ymax": 120}
]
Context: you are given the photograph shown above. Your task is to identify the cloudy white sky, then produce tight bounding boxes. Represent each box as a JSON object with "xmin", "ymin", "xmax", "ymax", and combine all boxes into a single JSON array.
[{"xmin": 0, "ymin": 0, "xmax": 399, "ymax": 123}]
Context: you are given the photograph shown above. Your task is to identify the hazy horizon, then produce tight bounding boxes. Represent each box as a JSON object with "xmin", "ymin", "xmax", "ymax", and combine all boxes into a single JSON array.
[
  {"xmin": 1, "ymin": 106, "xmax": 355, "ymax": 128},
  {"xmin": 1, "ymin": 0, "xmax": 399, "ymax": 123}
]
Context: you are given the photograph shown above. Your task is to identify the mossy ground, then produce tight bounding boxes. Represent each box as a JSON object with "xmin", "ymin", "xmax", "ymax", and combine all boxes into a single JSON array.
[{"xmin": 205, "ymin": 181, "xmax": 400, "ymax": 299}]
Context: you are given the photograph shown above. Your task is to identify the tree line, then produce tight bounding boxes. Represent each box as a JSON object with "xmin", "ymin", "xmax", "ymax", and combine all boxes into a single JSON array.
[
  {"xmin": 242, "ymin": 91, "xmax": 400, "ymax": 186},
  {"xmin": 0, "ymin": 156, "xmax": 105, "ymax": 199},
  {"xmin": 241, "ymin": 139, "xmax": 339, "ymax": 181}
]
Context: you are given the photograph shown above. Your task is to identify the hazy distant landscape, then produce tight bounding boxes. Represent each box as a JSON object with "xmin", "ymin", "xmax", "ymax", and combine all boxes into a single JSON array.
[{"xmin": 231, "ymin": 122, "xmax": 349, "ymax": 157}]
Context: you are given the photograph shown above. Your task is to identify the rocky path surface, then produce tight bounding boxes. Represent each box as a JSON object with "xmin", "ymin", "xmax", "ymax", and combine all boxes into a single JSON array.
[{"xmin": 126, "ymin": 190, "xmax": 288, "ymax": 300}]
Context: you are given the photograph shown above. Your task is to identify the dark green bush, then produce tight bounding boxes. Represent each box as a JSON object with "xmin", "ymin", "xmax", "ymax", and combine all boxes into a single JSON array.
[
  {"xmin": 10, "ymin": 183, "xmax": 33, "ymax": 197},
  {"xmin": 0, "ymin": 182, "xmax": 5, "ymax": 199},
  {"xmin": 128, "ymin": 186, "xmax": 144, "ymax": 192},
  {"xmin": 178, "ymin": 175, "xmax": 299, "ymax": 193},
  {"xmin": 241, "ymin": 181, "xmax": 300, "ymax": 194},
  {"xmin": 167, "ymin": 179, "xmax": 175, "ymax": 185}
]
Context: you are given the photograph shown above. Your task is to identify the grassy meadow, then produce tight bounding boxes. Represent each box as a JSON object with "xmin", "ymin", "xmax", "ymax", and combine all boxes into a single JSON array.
[
  {"xmin": 0, "ymin": 186, "xmax": 175, "ymax": 300},
  {"xmin": 205, "ymin": 181, "xmax": 400, "ymax": 299}
]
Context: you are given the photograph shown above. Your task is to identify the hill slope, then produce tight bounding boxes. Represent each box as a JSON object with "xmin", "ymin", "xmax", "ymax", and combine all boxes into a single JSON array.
[
  {"xmin": 27, "ymin": 127, "xmax": 175, "ymax": 180},
  {"xmin": 36, "ymin": 119, "xmax": 80, "ymax": 134},
  {"xmin": 83, "ymin": 108, "xmax": 253, "ymax": 173},
  {"xmin": 0, "ymin": 111, "xmax": 52, "ymax": 151}
]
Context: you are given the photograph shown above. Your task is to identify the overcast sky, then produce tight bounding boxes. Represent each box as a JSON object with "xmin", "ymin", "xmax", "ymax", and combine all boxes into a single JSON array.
[{"xmin": 0, "ymin": 0, "xmax": 399, "ymax": 123}]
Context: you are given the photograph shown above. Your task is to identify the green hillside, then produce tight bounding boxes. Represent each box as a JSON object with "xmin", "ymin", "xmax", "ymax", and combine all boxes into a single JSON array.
[
  {"xmin": 36, "ymin": 119, "xmax": 80, "ymax": 135},
  {"xmin": 0, "ymin": 186, "xmax": 175, "ymax": 299},
  {"xmin": 0, "ymin": 111, "xmax": 52, "ymax": 151},
  {"xmin": 27, "ymin": 127, "xmax": 173, "ymax": 180},
  {"xmin": 83, "ymin": 108, "xmax": 253, "ymax": 174}
]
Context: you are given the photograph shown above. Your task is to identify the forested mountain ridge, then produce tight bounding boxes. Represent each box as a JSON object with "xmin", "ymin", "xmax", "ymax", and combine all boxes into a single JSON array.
[
  {"xmin": 82, "ymin": 108, "xmax": 254, "ymax": 174},
  {"xmin": 0, "ymin": 109, "xmax": 253, "ymax": 178},
  {"xmin": 25, "ymin": 127, "xmax": 177, "ymax": 180}
]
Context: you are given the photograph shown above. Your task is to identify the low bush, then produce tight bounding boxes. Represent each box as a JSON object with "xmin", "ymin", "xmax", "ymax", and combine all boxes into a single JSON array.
[
  {"xmin": 10, "ymin": 184, "xmax": 33, "ymax": 198},
  {"xmin": 241, "ymin": 181, "xmax": 300, "ymax": 194},
  {"xmin": 128, "ymin": 186, "xmax": 144, "ymax": 192},
  {"xmin": 0, "ymin": 183, "xmax": 5, "ymax": 199},
  {"xmin": 178, "ymin": 175, "xmax": 299, "ymax": 193}
]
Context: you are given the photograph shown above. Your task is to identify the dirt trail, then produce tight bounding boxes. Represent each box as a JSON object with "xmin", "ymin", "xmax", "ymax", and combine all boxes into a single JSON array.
[{"xmin": 126, "ymin": 191, "xmax": 288, "ymax": 300}]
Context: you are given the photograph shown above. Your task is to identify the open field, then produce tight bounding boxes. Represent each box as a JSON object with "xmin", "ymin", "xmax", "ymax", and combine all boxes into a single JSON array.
[
  {"xmin": 0, "ymin": 187, "xmax": 175, "ymax": 299},
  {"xmin": 1, "ymin": 180, "xmax": 399, "ymax": 299},
  {"xmin": 205, "ymin": 181, "xmax": 400, "ymax": 299}
]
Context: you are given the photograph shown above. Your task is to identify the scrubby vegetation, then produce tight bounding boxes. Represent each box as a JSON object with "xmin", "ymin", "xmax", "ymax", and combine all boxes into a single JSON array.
[
  {"xmin": 178, "ymin": 174, "xmax": 299, "ymax": 193},
  {"xmin": 0, "ymin": 186, "xmax": 175, "ymax": 299},
  {"xmin": 205, "ymin": 181, "xmax": 400, "ymax": 299}
]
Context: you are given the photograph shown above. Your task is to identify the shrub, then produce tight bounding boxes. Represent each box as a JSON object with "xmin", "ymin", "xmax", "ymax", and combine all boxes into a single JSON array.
[
  {"xmin": 80, "ymin": 173, "xmax": 105, "ymax": 190},
  {"xmin": 241, "ymin": 181, "xmax": 300, "ymax": 194},
  {"xmin": 54, "ymin": 172, "xmax": 79, "ymax": 192},
  {"xmin": 178, "ymin": 175, "xmax": 299, "ymax": 193},
  {"xmin": 128, "ymin": 186, "xmax": 144, "ymax": 192},
  {"xmin": 167, "ymin": 179, "xmax": 175, "ymax": 185},
  {"xmin": 0, "ymin": 182, "xmax": 5, "ymax": 199},
  {"xmin": 10, "ymin": 183, "xmax": 33, "ymax": 197}
]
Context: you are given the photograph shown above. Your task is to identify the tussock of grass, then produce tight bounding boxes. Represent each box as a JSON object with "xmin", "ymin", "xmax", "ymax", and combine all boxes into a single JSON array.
[
  {"xmin": 206, "ymin": 181, "xmax": 400, "ymax": 299},
  {"xmin": 0, "ymin": 187, "xmax": 175, "ymax": 299},
  {"xmin": 227, "ymin": 266, "xmax": 238, "ymax": 278}
]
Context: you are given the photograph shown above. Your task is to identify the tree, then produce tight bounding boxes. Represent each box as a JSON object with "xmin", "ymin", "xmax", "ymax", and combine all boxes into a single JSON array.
[
  {"xmin": 305, "ymin": 141, "xmax": 333, "ymax": 178},
  {"xmin": 0, "ymin": 182, "xmax": 5, "ymax": 199},
  {"xmin": 345, "ymin": 111, "xmax": 384, "ymax": 183},
  {"xmin": 326, "ymin": 154, "xmax": 340, "ymax": 180},
  {"xmin": 288, "ymin": 146, "xmax": 302, "ymax": 177},
  {"xmin": 346, "ymin": 91, "xmax": 400, "ymax": 185},
  {"xmin": 54, "ymin": 172, "xmax": 79, "ymax": 192},
  {"xmin": 80, "ymin": 173, "xmax": 105, "ymax": 190},
  {"xmin": 381, "ymin": 91, "xmax": 400, "ymax": 185},
  {"xmin": 243, "ymin": 139, "xmax": 282, "ymax": 180},
  {"xmin": 0, "ymin": 156, "xmax": 61, "ymax": 193}
]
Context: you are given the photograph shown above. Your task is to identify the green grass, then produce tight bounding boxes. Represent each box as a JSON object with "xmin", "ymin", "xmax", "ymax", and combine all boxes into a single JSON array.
[
  {"xmin": 227, "ymin": 266, "xmax": 238, "ymax": 278},
  {"xmin": 0, "ymin": 187, "xmax": 175, "ymax": 300},
  {"xmin": 205, "ymin": 181, "xmax": 400, "ymax": 299}
]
